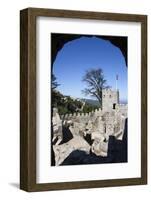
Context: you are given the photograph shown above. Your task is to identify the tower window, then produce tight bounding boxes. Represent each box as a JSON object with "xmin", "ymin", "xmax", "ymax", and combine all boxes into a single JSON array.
[{"xmin": 113, "ymin": 103, "xmax": 116, "ymax": 109}]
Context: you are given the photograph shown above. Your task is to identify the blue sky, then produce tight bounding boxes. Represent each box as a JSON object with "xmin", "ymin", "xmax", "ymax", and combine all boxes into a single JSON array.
[{"xmin": 52, "ymin": 36, "xmax": 127, "ymax": 102}]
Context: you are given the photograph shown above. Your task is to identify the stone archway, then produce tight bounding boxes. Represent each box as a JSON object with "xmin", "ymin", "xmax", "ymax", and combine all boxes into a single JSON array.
[{"xmin": 51, "ymin": 33, "xmax": 127, "ymax": 66}]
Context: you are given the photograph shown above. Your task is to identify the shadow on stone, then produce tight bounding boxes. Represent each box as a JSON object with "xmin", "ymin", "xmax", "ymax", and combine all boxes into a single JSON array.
[
  {"xmin": 60, "ymin": 126, "xmax": 73, "ymax": 144},
  {"xmin": 60, "ymin": 119, "xmax": 127, "ymax": 165}
]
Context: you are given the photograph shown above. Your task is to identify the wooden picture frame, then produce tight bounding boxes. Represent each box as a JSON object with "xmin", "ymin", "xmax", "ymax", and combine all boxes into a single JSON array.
[{"xmin": 20, "ymin": 7, "xmax": 147, "ymax": 192}]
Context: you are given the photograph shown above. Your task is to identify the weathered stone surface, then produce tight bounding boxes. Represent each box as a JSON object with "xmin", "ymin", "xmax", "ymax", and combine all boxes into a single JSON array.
[
  {"xmin": 53, "ymin": 136, "xmax": 90, "ymax": 166},
  {"xmin": 91, "ymin": 139, "xmax": 108, "ymax": 157},
  {"xmin": 102, "ymin": 89, "xmax": 119, "ymax": 111},
  {"xmin": 52, "ymin": 89, "xmax": 127, "ymax": 165},
  {"xmin": 52, "ymin": 108, "xmax": 63, "ymax": 144}
]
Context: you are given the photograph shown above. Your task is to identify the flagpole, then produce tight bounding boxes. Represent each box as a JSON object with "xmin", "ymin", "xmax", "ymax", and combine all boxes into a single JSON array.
[{"xmin": 116, "ymin": 74, "xmax": 118, "ymax": 91}]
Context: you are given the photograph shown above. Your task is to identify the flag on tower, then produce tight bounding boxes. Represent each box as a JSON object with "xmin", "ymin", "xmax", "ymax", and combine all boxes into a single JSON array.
[
  {"xmin": 116, "ymin": 74, "xmax": 118, "ymax": 80},
  {"xmin": 116, "ymin": 74, "xmax": 118, "ymax": 91}
]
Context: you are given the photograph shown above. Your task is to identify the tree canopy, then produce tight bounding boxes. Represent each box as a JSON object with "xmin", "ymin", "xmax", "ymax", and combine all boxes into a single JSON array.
[
  {"xmin": 51, "ymin": 72, "xmax": 100, "ymax": 115},
  {"xmin": 82, "ymin": 68, "xmax": 110, "ymax": 107},
  {"xmin": 52, "ymin": 74, "xmax": 60, "ymax": 90}
]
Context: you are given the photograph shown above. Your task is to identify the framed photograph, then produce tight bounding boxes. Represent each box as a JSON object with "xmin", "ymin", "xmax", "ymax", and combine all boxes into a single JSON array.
[{"xmin": 20, "ymin": 8, "xmax": 147, "ymax": 191}]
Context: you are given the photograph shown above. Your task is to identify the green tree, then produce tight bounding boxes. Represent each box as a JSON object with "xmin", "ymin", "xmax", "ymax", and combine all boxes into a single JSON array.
[
  {"xmin": 52, "ymin": 74, "xmax": 60, "ymax": 90},
  {"xmin": 82, "ymin": 68, "xmax": 110, "ymax": 108},
  {"xmin": 52, "ymin": 74, "xmax": 61, "ymax": 108}
]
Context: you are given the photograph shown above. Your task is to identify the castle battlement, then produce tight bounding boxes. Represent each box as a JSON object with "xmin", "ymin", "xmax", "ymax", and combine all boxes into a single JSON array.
[
  {"xmin": 52, "ymin": 88, "xmax": 128, "ymax": 166},
  {"xmin": 102, "ymin": 88, "xmax": 119, "ymax": 111},
  {"xmin": 60, "ymin": 88, "xmax": 127, "ymax": 121},
  {"xmin": 60, "ymin": 108, "xmax": 102, "ymax": 120}
]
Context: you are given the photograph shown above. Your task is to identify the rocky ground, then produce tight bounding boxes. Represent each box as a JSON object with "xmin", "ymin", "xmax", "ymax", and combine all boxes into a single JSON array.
[{"xmin": 52, "ymin": 119, "xmax": 127, "ymax": 166}]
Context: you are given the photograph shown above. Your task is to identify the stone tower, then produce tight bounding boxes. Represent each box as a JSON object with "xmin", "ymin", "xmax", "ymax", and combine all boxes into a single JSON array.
[{"xmin": 102, "ymin": 88, "xmax": 119, "ymax": 111}]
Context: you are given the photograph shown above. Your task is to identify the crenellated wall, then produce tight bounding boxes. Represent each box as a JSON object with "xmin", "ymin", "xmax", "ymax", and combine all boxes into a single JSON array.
[
  {"xmin": 60, "ymin": 104, "xmax": 127, "ymax": 131},
  {"xmin": 60, "ymin": 108, "xmax": 102, "ymax": 121}
]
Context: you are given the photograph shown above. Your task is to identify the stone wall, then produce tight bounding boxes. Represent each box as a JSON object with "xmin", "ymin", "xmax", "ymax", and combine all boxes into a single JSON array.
[
  {"xmin": 60, "ymin": 108, "xmax": 103, "ymax": 123},
  {"xmin": 60, "ymin": 104, "xmax": 127, "ymax": 124},
  {"xmin": 52, "ymin": 102, "xmax": 127, "ymax": 165},
  {"xmin": 102, "ymin": 89, "xmax": 119, "ymax": 111},
  {"xmin": 116, "ymin": 104, "xmax": 128, "ymax": 117}
]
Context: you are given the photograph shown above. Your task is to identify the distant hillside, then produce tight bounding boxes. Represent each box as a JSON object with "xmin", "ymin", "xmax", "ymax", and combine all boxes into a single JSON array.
[
  {"xmin": 120, "ymin": 99, "xmax": 128, "ymax": 104},
  {"xmin": 81, "ymin": 98, "xmax": 127, "ymax": 106},
  {"xmin": 80, "ymin": 98, "xmax": 100, "ymax": 107},
  {"xmin": 52, "ymin": 91, "xmax": 99, "ymax": 115}
]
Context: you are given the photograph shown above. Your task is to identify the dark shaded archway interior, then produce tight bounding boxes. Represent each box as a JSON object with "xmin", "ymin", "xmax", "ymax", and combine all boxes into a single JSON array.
[{"xmin": 51, "ymin": 33, "xmax": 127, "ymax": 66}]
